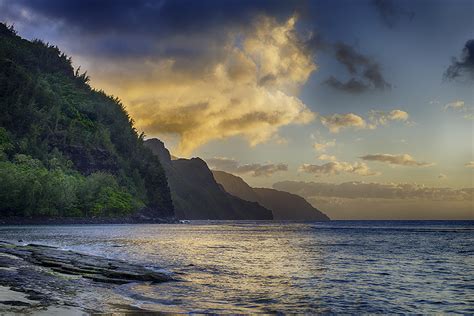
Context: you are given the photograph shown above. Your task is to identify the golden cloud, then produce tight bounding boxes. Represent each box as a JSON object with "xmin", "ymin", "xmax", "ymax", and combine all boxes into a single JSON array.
[
  {"xmin": 320, "ymin": 113, "xmax": 367, "ymax": 133},
  {"xmin": 86, "ymin": 15, "xmax": 316, "ymax": 156},
  {"xmin": 444, "ymin": 100, "xmax": 474, "ymax": 120},
  {"xmin": 313, "ymin": 139, "xmax": 336, "ymax": 152},
  {"xmin": 206, "ymin": 157, "xmax": 288, "ymax": 177},
  {"xmin": 320, "ymin": 109, "xmax": 409, "ymax": 133},
  {"xmin": 299, "ymin": 161, "xmax": 379, "ymax": 177},
  {"xmin": 360, "ymin": 153, "xmax": 434, "ymax": 167},
  {"xmin": 444, "ymin": 100, "xmax": 465, "ymax": 110},
  {"xmin": 369, "ymin": 109, "xmax": 409, "ymax": 125},
  {"xmin": 318, "ymin": 154, "xmax": 337, "ymax": 161}
]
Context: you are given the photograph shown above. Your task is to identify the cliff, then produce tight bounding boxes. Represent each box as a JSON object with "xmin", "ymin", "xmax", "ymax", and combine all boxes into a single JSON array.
[
  {"xmin": 212, "ymin": 170, "xmax": 260, "ymax": 202},
  {"xmin": 144, "ymin": 139, "xmax": 273, "ymax": 220},
  {"xmin": 212, "ymin": 170, "xmax": 330, "ymax": 221}
]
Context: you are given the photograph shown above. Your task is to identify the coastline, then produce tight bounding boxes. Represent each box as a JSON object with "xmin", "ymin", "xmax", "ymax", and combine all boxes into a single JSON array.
[
  {"xmin": 0, "ymin": 216, "xmax": 177, "ymax": 226},
  {"xmin": 0, "ymin": 240, "xmax": 176, "ymax": 314}
]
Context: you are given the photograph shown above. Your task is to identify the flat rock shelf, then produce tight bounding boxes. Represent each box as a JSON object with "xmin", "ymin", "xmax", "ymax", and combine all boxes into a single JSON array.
[{"xmin": 0, "ymin": 240, "xmax": 176, "ymax": 314}]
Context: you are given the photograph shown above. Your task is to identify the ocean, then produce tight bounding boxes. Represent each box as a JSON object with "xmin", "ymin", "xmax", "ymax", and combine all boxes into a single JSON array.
[{"xmin": 1, "ymin": 220, "xmax": 473, "ymax": 313}]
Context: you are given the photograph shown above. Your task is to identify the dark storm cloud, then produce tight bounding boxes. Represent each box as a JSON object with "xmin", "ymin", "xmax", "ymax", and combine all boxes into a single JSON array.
[
  {"xmin": 2, "ymin": 0, "xmax": 391, "ymax": 91},
  {"xmin": 8, "ymin": 0, "xmax": 301, "ymax": 35},
  {"xmin": 1, "ymin": 0, "xmax": 306, "ymax": 59},
  {"xmin": 2, "ymin": 0, "xmax": 393, "ymax": 95},
  {"xmin": 444, "ymin": 39, "xmax": 474, "ymax": 82},
  {"xmin": 301, "ymin": 33, "xmax": 391, "ymax": 94},
  {"xmin": 334, "ymin": 43, "xmax": 371, "ymax": 74},
  {"xmin": 371, "ymin": 0, "xmax": 414, "ymax": 28},
  {"xmin": 323, "ymin": 77, "xmax": 369, "ymax": 94},
  {"xmin": 323, "ymin": 43, "xmax": 391, "ymax": 93}
]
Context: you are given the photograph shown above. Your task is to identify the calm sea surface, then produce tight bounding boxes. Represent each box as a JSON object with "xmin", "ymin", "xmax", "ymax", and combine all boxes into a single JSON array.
[{"xmin": 1, "ymin": 221, "xmax": 473, "ymax": 313}]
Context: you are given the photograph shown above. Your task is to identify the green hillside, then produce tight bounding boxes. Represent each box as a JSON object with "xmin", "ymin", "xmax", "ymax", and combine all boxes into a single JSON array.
[{"xmin": 0, "ymin": 24, "xmax": 173, "ymax": 219}]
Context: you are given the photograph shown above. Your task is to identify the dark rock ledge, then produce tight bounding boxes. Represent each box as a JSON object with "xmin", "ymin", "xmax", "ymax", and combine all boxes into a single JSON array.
[{"xmin": 0, "ymin": 240, "xmax": 176, "ymax": 313}]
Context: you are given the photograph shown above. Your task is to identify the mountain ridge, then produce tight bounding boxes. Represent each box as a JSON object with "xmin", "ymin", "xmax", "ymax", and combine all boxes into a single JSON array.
[
  {"xmin": 144, "ymin": 138, "xmax": 273, "ymax": 220},
  {"xmin": 212, "ymin": 170, "xmax": 330, "ymax": 221}
]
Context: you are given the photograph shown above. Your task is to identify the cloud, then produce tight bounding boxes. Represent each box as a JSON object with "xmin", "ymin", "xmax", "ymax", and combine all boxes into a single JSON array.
[
  {"xmin": 465, "ymin": 161, "xmax": 474, "ymax": 168},
  {"xmin": 323, "ymin": 43, "xmax": 391, "ymax": 93},
  {"xmin": 323, "ymin": 77, "xmax": 368, "ymax": 94},
  {"xmin": 299, "ymin": 161, "xmax": 379, "ymax": 177},
  {"xmin": 360, "ymin": 153, "xmax": 434, "ymax": 167},
  {"xmin": 273, "ymin": 180, "xmax": 473, "ymax": 201},
  {"xmin": 369, "ymin": 109, "xmax": 409, "ymax": 123},
  {"xmin": 1, "ymin": 1, "xmax": 301, "ymax": 52},
  {"xmin": 206, "ymin": 157, "xmax": 288, "ymax": 177},
  {"xmin": 313, "ymin": 139, "xmax": 336, "ymax": 152},
  {"xmin": 438, "ymin": 173, "xmax": 447, "ymax": 179},
  {"xmin": 371, "ymin": 0, "xmax": 415, "ymax": 28},
  {"xmin": 308, "ymin": 197, "xmax": 473, "ymax": 220},
  {"xmin": 320, "ymin": 113, "xmax": 368, "ymax": 133},
  {"xmin": 444, "ymin": 100, "xmax": 474, "ymax": 119},
  {"xmin": 0, "ymin": 2, "xmax": 317, "ymax": 155},
  {"xmin": 273, "ymin": 180, "xmax": 473, "ymax": 220},
  {"xmin": 444, "ymin": 39, "xmax": 474, "ymax": 82},
  {"xmin": 464, "ymin": 114, "xmax": 474, "ymax": 120},
  {"xmin": 77, "ymin": 15, "xmax": 316, "ymax": 155},
  {"xmin": 318, "ymin": 154, "xmax": 337, "ymax": 162},
  {"xmin": 319, "ymin": 109, "xmax": 408, "ymax": 133},
  {"xmin": 306, "ymin": 37, "xmax": 391, "ymax": 94},
  {"xmin": 444, "ymin": 100, "xmax": 465, "ymax": 111}
]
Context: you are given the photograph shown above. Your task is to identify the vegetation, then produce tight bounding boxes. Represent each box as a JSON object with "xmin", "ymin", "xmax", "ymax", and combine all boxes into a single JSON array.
[{"xmin": 0, "ymin": 23, "xmax": 173, "ymax": 218}]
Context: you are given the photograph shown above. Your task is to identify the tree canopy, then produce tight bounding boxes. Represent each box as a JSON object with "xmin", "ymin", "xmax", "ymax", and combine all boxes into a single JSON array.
[{"xmin": 0, "ymin": 23, "xmax": 173, "ymax": 218}]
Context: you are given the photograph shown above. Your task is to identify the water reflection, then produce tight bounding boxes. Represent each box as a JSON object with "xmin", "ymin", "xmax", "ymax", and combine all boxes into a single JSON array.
[{"xmin": 0, "ymin": 221, "xmax": 473, "ymax": 313}]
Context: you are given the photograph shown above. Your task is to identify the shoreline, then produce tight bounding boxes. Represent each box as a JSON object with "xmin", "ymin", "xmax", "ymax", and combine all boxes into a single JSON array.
[
  {"xmin": 0, "ymin": 216, "xmax": 178, "ymax": 226},
  {"xmin": 0, "ymin": 240, "xmax": 176, "ymax": 314}
]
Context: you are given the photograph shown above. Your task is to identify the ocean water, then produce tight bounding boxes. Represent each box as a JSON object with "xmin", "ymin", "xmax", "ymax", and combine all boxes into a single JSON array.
[{"xmin": 0, "ymin": 221, "xmax": 473, "ymax": 313}]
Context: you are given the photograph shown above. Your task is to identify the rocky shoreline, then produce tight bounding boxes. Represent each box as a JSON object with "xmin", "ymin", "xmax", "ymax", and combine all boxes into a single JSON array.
[{"xmin": 0, "ymin": 240, "xmax": 177, "ymax": 314}]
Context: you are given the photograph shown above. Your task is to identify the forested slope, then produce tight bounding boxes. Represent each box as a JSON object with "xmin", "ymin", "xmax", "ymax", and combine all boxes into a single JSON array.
[{"xmin": 0, "ymin": 24, "xmax": 173, "ymax": 219}]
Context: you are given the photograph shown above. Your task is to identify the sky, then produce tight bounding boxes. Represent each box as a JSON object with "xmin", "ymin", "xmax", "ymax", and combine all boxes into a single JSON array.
[{"xmin": 1, "ymin": 0, "xmax": 473, "ymax": 219}]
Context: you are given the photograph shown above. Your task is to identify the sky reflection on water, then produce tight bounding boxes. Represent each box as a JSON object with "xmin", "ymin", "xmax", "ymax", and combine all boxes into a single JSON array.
[{"xmin": 0, "ymin": 221, "xmax": 473, "ymax": 313}]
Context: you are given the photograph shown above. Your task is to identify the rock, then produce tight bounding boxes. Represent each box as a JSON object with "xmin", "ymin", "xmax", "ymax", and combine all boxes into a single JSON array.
[
  {"xmin": 28, "ymin": 243, "xmax": 58, "ymax": 249},
  {"xmin": 0, "ymin": 242, "xmax": 174, "ymax": 286},
  {"xmin": 0, "ymin": 300, "xmax": 32, "ymax": 306},
  {"xmin": 82, "ymin": 274, "xmax": 132, "ymax": 285},
  {"xmin": 35, "ymin": 259, "xmax": 63, "ymax": 268},
  {"xmin": 50, "ymin": 267, "xmax": 81, "ymax": 276},
  {"xmin": 102, "ymin": 270, "xmax": 171, "ymax": 283},
  {"xmin": 0, "ymin": 240, "xmax": 176, "ymax": 313},
  {"xmin": 54, "ymin": 264, "xmax": 99, "ymax": 275}
]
